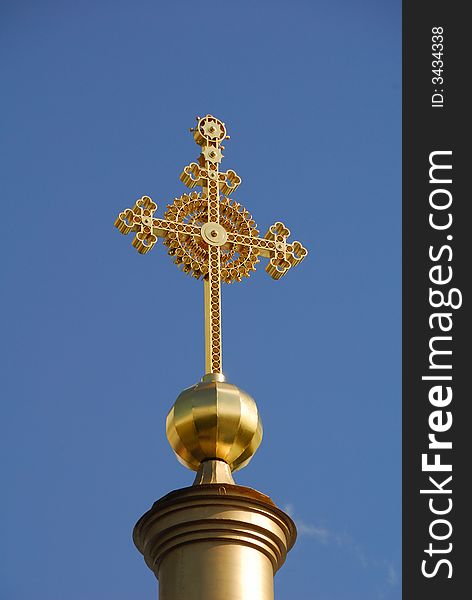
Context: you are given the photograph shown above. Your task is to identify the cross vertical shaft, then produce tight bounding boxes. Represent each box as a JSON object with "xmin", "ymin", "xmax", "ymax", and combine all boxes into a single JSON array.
[
  {"xmin": 204, "ymin": 256, "xmax": 222, "ymax": 374},
  {"xmin": 201, "ymin": 127, "xmax": 223, "ymax": 374}
]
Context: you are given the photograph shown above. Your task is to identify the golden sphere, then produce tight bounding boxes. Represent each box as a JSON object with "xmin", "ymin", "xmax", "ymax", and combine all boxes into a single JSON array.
[{"xmin": 166, "ymin": 374, "xmax": 263, "ymax": 472}]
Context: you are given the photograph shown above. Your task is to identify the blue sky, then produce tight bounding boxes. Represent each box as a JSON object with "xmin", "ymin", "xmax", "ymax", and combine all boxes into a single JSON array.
[{"xmin": 1, "ymin": 1, "xmax": 401, "ymax": 598}]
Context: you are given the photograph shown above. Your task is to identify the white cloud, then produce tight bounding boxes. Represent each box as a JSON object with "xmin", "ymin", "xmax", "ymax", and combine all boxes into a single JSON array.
[
  {"xmin": 284, "ymin": 503, "xmax": 400, "ymax": 591},
  {"xmin": 386, "ymin": 562, "xmax": 398, "ymax": 586},
  {"xmin": 296, "ymin": 520, "xmax": 331, "ymax": 542}
]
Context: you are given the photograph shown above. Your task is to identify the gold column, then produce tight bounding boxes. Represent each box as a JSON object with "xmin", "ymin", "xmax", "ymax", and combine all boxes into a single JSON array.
[
  {"xmin": 134, "ymin": 372, "xmax": 296, "ymax": 600},
  {"xmin": 133, "ymin": 480, "xmax": 296, "ymax": 600}
]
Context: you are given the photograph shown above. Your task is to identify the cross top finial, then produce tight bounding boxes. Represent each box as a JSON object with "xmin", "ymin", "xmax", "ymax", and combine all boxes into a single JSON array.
[
  {"xmin": 115, "ymin": 114, "xmax": 307, "ymax": 374},
  {"xmin": 191, "ymin": 114, "xmax": 228, "ymax": 148}
]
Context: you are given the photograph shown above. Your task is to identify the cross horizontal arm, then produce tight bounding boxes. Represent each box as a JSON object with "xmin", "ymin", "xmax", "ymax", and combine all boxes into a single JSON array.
[
  {"xmin": 115, "ymin": 197, "xmax": 307, "ymax": 280},
  {"xmin": 115, "ymin": 196, "xmax": 201, "ymax": 255},
  {"xmin": 180, "ymin": 162, "xmax": 241, "ymax": 196},
  {"xmin": 225, "ymin": 223, "xmax": 307, "ymax": 280}
]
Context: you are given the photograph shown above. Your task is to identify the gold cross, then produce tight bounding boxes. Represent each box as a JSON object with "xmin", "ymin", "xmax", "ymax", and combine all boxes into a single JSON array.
[{"xmin": 114, "ymin": 115, "xmax": 307, "ymax": 374}]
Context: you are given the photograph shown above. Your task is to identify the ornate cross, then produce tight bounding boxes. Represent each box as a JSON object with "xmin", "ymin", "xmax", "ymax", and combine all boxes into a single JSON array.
[{"xmin": 114, "ymin": 115, "xmax": 307, "ymax": 374}]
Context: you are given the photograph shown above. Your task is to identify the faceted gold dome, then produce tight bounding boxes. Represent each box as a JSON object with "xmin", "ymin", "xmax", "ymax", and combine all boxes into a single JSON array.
[{"xmin": 166, "ymin": 374, "xmax": 262, "ymax": 472}]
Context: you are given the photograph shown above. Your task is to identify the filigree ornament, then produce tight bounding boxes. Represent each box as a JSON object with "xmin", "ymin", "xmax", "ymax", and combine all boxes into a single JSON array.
[{"xmin": 114, "ymin": 115, "xmax": 308, "ymax": 373}]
